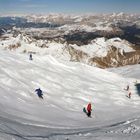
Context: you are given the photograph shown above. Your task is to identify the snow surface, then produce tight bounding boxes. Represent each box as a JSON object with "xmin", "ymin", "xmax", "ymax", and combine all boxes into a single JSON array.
[
  {"xmin": 108, "ymin": 65, "xmax": 140, "ymax": 79},
  {"xmin": 0, "ymin": 50, "xmax": 140, "ymax": 139}
]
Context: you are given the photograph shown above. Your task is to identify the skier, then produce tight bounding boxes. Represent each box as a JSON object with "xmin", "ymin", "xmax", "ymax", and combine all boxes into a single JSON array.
[
  {"xmin": 128, "ymin": 92, "xmax": 132, "ymax": 99},
  {"xmin": 87, "ymin": 102, "xmax": 92, "ymax": 117},
  {"xmin": 35, "ymin": 88, "xmax": 43, "ymax": 99},
  {"xmin": 126, "ymin": 85, "xmax": 129, "ymax": 91},
  {"xmin": 29, "ymin": 53, "xmax": 33, "ymax": 60}
]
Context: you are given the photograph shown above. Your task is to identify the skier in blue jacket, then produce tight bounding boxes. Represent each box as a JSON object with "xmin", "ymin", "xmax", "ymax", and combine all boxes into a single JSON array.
[
  {"xmin": 35, "ymin": 88, "xmax": 43, "ymax": 99},
  {"xmin": 29, "ymin": 53, "xmax": 33, "ymax": 60}
]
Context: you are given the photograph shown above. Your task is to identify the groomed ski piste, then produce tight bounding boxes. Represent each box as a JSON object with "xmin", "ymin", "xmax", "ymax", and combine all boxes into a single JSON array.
[{"xmin": 0, "ymin": 50, "xmax": 140, "ymax": 140}]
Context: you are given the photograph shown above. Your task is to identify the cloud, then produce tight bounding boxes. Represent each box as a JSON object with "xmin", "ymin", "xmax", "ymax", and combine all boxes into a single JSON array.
[{"xmin": 24, "ymin": 4, "xmax": 47, "ymax": 8}]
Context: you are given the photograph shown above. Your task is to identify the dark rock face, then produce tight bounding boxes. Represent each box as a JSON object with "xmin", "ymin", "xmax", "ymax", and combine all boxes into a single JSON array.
[
  {"xmin": 120, "ymin": 25, "xmax": 140, "ymax": 45},
  {"xmin": 64, "ymin": 31, "xmax": 101, "ymax": 46}
]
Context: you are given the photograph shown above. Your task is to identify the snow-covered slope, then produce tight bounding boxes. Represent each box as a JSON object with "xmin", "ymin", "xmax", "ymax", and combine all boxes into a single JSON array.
[
  {"xmin": 108, "ymin": 64, "xmax": 140, "ymax": 79},
  {"xmin": 0, "ymin": 50, "xmax": 140, "ymax": 139}
]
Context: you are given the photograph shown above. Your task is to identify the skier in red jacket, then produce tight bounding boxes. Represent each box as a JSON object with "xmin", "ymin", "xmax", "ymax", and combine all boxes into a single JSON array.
[{"xmin": 87, "ymin": 102, "xmax": 92, "ymax": 117}]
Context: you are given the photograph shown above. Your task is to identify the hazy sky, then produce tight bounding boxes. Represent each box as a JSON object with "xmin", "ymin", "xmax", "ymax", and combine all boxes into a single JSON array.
[{"xmin": 0, "ymin": 0, "xmax": 139, "ymax": 14}]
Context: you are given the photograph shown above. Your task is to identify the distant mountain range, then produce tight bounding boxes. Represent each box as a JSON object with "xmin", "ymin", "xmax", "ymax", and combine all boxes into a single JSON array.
[{"xmin": 0, "ymin": 13, "xmax": 140, "ymax": 68}]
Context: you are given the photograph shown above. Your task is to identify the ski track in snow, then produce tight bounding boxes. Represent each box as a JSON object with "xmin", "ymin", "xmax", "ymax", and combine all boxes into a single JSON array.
[
  {"xmin": 0, "ymin": 116, "xmax": 140, "ymax": 140},
  {"xmin": 0, "ymin": 50, "xmax": 140, "ymax": 140}
]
